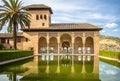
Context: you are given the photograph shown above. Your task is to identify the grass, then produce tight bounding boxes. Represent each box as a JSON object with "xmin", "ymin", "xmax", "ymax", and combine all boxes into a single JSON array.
[{"xmin": 100, "ymin": 50, "xmax": 120, "ymax": 60}]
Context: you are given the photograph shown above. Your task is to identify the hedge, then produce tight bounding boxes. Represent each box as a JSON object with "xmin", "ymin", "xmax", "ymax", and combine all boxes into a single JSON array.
[
  {"xmin": 0, "ymin": 50, "xmax": 33, "ymax": 62},
  {"xmin": 100, "ymin": 50, "xmax": 120, "ymax": 60}
]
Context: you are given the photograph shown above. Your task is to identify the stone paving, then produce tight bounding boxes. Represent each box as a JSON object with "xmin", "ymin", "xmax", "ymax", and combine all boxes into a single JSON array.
[
  {"xmin": 99, "ymin": 56, "xmax": 120, "ymax": 63},
  {"xmin": 0, "ymin": 55, "xmax": 34, "ymax": 65}
]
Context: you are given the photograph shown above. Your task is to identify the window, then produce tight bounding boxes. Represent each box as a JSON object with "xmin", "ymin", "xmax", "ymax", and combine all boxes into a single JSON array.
[
  {"xmin": 36, "ymin": 15, "xmax": 39, "ymax": 20},
  {"xmin": 26, "ymin": 38, "xmax": 29, "ymax": 42},
  {"xmin": 40, "ymin": 15, "xmax": 43, "ymax": 20},
  {"xmin": 17, "ymin": 38, "xmax": 21, "ymax": 42},
  {"xmin": 42, "ymin": 23, "xmax": 45, "ymax": 26},
  {"xmin": 44, "ymin": 15, "xmax": 47, "ymax": 20},
  {"xmin": 1, "ymin": 38, "xmax": 5, "ymax": 43}
]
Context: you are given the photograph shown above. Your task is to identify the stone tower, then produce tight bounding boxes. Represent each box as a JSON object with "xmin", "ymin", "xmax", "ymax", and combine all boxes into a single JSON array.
[{"xmin": 25, "ymin": 4, "xmax": 53, "ymax": 29}]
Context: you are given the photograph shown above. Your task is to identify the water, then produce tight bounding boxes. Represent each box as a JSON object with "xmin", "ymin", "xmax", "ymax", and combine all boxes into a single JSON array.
[{"xmin": 0, "ymin": 55, "xmax": 120, "ymax": 81}]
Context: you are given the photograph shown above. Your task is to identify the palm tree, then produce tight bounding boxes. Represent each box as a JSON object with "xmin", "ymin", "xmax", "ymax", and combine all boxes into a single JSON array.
[{"xmin": 0, "ymin": 0, "xmax": 31, "ymax": 50}]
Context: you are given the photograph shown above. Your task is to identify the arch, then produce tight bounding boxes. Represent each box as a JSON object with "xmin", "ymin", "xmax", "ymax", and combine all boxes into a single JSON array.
[
  {"xmin": 36, "ymin": 14, "xmax": 39, "ymax": 20},
  {"xmin": 44, "ymin": 15, "xmax": 47, "ymax": 20},
  {"xmin": 74, "ymin": 37, "xmax": 83, "ymax": 54},
  {"xmin": 40, "ymin": 15, "xmax": 43, "ymax": 20},
  {"xmin": 60, "ymin": 34, "xmax": 71, "ymax": 53},
  {"xmin": 85, "ymin": 37, "xmax": 94, "ymax": 54},
  {"xmin": 39, "ymin": 37, "xmax": 47, "ymax": 53},
  {"xmin": 49, "ymin": 37, "xmax": 57, "ymax": 53}
]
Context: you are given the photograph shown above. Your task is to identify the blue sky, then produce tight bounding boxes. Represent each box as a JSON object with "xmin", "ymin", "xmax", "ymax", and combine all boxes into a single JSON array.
[{"xmin": 0, "ymin": 0, "xmax": 120, "ymax": 37}]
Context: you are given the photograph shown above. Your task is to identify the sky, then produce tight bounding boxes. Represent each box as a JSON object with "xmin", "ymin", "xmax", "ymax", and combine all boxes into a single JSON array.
[{"xmin": 0, "ymin": 0, "xmax": 120, "ymax": 37}]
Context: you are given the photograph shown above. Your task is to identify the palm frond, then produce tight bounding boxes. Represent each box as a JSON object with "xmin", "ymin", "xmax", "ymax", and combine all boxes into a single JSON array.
[
  {"xmin": 17, "ymin": 1, "xmax": 23, "ymax": 9},
  {"xmin": 0, "ymin": 14, "xmax": 11, "ymax": 29},
  {"xmin": 0, "ymin": 0, "xmax": 31, "ymax": 31},
  {"xmin": 9, "ymin": 0, "xmax": 16, "ymax": 9},
  {"xmin": 2, "ymin": 0, "xmax": 12, "ymax": 10}
]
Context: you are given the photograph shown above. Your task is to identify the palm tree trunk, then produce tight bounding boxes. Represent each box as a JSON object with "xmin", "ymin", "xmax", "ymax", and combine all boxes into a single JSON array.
[{"xmin": 13, "ymin": 21, "xmax": 17, "ymax": 50}]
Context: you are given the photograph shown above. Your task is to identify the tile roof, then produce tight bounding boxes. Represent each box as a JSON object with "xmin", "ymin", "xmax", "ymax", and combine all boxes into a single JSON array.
[
  {"xmin": 49, "ymin": 23, "xmax": 102, "ymax": 29},
  {"xmin": 24, "ymin": 4, "xmax": 53, "ymax": 14},
  {"xmin": 22, "ymin": 23, "xmax": 102, "ymax": 31},
  {"xmin": 0, "ymin": 23, "xmax": 102, "ymax": 37},
  {"xmin": 0, "ymin": 32, "xmax": 23, "ymax": 38}
]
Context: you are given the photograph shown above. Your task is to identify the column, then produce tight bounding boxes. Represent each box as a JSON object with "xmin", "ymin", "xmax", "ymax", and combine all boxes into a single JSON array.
[
  {"xmin": 72, "ymin": 32, "xmax": 74, "ymax": 54},
  {"xmin": 47, "ymin": 33, "xmax": 49, "ymax": 54},
  {"xmin": 94, "ymin": 32, "xmax": 99, "ymax": 56},
  {"xmin": 57, "ymin": 33, "xmax": 60, "ymax": 54},
  {"xmin": 82, "ymin": 33, "xmax": 86, "ymax": 54},
  {"xmin": 82, "ymin": 33, "xmax": 86, "ymax": 73},
  {"xmin": 32, "ymin": 34, "xmax": 39, "ymax": 55},
  {"xmin": 93, "ymin": 32, "xmax": 99, "ymax": 74}
]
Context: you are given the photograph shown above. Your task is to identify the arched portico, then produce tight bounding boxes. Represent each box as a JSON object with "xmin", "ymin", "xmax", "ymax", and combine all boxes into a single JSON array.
[
  {"xmin": 39, "ymin": 37, "xmax": 47, "ymax": 53},
  {"xmin": 85, "ymin": 37, "xmax": 94, "ymax": 54},
  {"xmin": 60, "ymin": 34, "xmax": 71, "ymax": 54},
  {"xmin": 49, "ymin": 37, "xmax": 57, "ymax": 53},
  {"xmin": 38, "ymin": 33, "xmax": 95, "ymax": 55},
  {"xmin": 74, "ymin": 37, "xmax": 83, "ymax": 54}
]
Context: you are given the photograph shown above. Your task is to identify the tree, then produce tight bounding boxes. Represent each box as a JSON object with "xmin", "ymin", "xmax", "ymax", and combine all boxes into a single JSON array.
[{"xmin": 0, "ymin": 0, "xmax": 31, "ymax": 50}]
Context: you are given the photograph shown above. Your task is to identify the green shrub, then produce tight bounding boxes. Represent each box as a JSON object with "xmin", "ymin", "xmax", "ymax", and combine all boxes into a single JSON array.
[
  {"xmin": 0, "ymin": 44, "xmax": 4, "ymax": 50},
  {"xmin": 0, "ymin": 50, "xmax": 33, "ymax": 62},
  {"xmin": 100, "ymin": 50, "xmax": 120, "ymax": 60}
]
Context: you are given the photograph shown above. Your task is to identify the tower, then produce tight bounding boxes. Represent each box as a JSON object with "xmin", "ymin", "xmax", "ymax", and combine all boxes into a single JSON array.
[{"xmin": 25, "ymin": 4, "xmax": 53, "ymax": 29}]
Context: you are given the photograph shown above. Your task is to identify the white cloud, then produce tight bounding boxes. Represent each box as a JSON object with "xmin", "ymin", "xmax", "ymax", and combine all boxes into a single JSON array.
[
  {"xmin": 105, "ymin": 23, "xmax": 118, "ymax": 28},
  {"xmin": 101, "ymin": 30, "xmax": 106, "ymax": 33},
  {"xmin": 113, "ymin": 29, "xmax": 119, "ymax": 32}
]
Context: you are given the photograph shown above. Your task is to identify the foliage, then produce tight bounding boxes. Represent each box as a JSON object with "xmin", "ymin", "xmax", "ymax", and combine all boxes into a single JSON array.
[
  {"xmin": 0, "ymin": 0, "xmax": 31, "ymax": 50},
  {"xmin": 0, "ymin": 50, "xmax": 33, "ymax": 62},
  {"xmin": 100, "ymin": 50, "xmax": 120, "ymax": 60},
  {"xmin": 0, "ymin": 0, "xmax": 31, "ymax": 31},
  {"xmin": 0, "ymin": 44, "xmax": 4, "ymax": 50}
]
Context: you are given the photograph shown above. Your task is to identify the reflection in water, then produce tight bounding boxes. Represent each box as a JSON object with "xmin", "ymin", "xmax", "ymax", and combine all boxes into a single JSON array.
[{"xmin": 0, "ymin": 55, "xmax": 100, "ymax": 81}]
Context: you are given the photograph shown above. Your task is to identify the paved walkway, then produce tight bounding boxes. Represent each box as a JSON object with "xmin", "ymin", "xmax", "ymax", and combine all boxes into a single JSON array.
[
  {"xmin": 0, "ymin": 55, "xmax": 34, "ymax": 65},
  {"xmin": 99, "ymin": 56, "xmax": 120, "ymax": 63}
]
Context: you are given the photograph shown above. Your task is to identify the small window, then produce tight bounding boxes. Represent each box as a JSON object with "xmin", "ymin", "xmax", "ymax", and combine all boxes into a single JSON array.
[
  {"xmin": 17, "ymin": 38, "xmax": 21, "ymax": 42},
  {"xmin": 44, "ymin": 15, "xmax": 47, "ymax": 20},
  {"xmin": 1, "ymin": 38, "xmax": 6, "ymax": 43},
  {"xmin": 36, "ymin": 15, "xmax": 39, "ymax": 20},
  {"xmin": 40, "ymin": 15, "xmax": 43, "ymax": 20},
  {"xmin": 42, "ymin": 23, "xmax": 45, "ymax": 26},
  {"xmin": 26, "ymin": 38, "xmax": 29, "ymax": 42}
]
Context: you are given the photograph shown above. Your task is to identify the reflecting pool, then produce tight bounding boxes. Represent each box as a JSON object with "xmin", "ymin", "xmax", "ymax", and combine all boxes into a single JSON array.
[{"xmin": 0, "ymin": 55, "xmax": 120, "ymax": 81}]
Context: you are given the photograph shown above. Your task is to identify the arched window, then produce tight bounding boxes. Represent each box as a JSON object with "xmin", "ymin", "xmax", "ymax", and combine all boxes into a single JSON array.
[
  {"xmin": 40, "ymin": 15, "xmax": 43, "ymax": 20},
  {"xmin": 36, "ymin": 15, "xmax": 39, "ymax": 20},
  {"xmin": 44, "ymin": 15, "xmax": 47, "ymax": 20}
]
